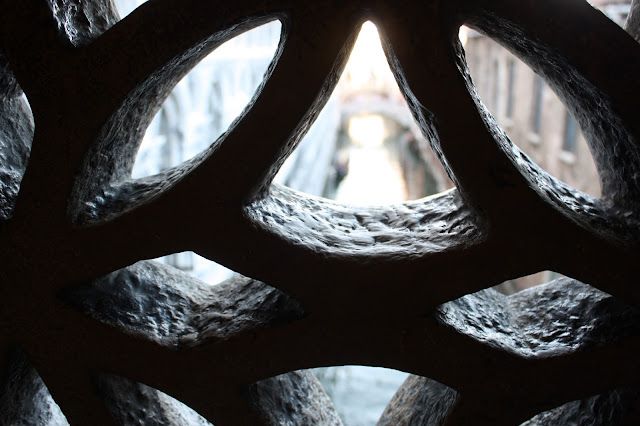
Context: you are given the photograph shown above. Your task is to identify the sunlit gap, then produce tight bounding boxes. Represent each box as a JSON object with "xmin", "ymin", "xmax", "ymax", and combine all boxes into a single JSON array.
[
  {"xmin": 123, "ymin": 5, "xmax": 282, "ymax": 285},
  {"xmin": 132, "ymin": 21, "xmax": 282, "ymax": 178},
  {"xmin": 313, "ymin": 366, "xmax": 409, "ymax": 425},
  {"xmin": 113, "ymin": 3, "xmax": 442, "ymax": 422},
  {"xmin": 317, "ymin": 21, "xmax": 453, "ymax": 208},
  {"xmin": 313, "ymin": 22, "xmax": 430, "ymax": 424},
  {"xmin": 460, "ymin": 24, "xmax": 604, "ymax": 293}
]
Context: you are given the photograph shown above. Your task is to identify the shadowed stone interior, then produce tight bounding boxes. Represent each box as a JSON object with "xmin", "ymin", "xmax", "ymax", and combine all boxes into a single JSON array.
[{"xmin": 1, "ymin": 0, "xmax": 639, "ymax": 425}]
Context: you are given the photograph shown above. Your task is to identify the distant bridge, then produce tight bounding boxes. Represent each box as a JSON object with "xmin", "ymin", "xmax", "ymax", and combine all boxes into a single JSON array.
[
  {"xmin": 339, "ymin": 92, "xmax": 415, "ymax": 129},
  {"xmin": 338, "ymin": 88, "xmax": 453, "ymax": 193}
]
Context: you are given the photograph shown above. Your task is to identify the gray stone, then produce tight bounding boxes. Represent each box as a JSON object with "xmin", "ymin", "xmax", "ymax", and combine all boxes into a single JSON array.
[
  {"xmin": 46, "ymin": 0, "xmax": 119, "ymax": 47},
  {"xmin": 1, "ymin": 0, "xmax": 639, "ymax": 424},
  {"xmin": 94, "ymin": 373, "xmax": 212, "ymax": 426},
  {"xmin": 61, "ymin": 261, "xmax": 304, "ymax": 348},
  {"xmin": 0, "ymin": 349, "xmax": 68, "ymax": 426},
  {"xmin": 626, "ymin": 0, "xmax": 640, "ymax": 42},
  {"xmin": 0, "ymin": 95, "xmax": 32, "ymax": 222},
  {"xmin": 437, "ymin": 278, "xmax": 640, "ymax": 357},
  {"xmin": 245, "ymin": 370, "xmax": 343, "ymax": 426},
  {"xmin": 522, "ymin": 388, "xmax": 640, "ymax": 426},
  {"xmin": 0, "ymin": 48, "xmax": 22, "ymax": 98},
  {"xmin": 378, "ymin": 376, "xmax": 458, "ymax": 426}
]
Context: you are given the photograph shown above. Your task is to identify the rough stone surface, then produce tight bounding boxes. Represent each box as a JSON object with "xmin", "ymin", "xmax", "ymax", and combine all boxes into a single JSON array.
[
  {"xmin": 94, "ymin": 373, "xmax": 212, "ymax": 426},
  {"xmin": 0, "ymin": 0, "xmax": 639, "ymax": 425},
  {"xmin": 247, "ymin": 185, "xmax": 479, "ymax": 257},
  {"xmin": 62, "ymin": 261, "xmax": 305, "ymax": 348},
  {"xmin": 376, "ymin": 280, "xmax": 640, "ymax": 425},
  {"xmin": 245, "ymin": 370, "xmax": 343, "ymax": 425},
  {"xmin": 378, "ymin": 376, "xmax": 458, "ymax": 426},
  {"xmin": 437, "ymin": 278, "xmax": 640, "ymax": 357},
  {"xmin": 46, "ymin": 0, "xmax": 119, "ymax": 47},
  {"xmin": 0, "ymin": 350, "xmax": 68, "ymax": 426},
  {"xmin": 0, "ymin": 48, "xmax": 22, "ymax": 98},
  {"xmin": 627, "ymin": 0, "xmax": 640, "ymax": 42},
  {"xmin": 522, "ymin": 388, "xmax": 640, "ymax": 426},
  {"xmin": 0, "ymin": 96, "xmax": 33, "ymax": 222}
]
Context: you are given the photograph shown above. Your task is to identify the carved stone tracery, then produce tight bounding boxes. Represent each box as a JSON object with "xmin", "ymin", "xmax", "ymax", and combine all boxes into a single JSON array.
[{"xmin": 1, "ymin": 0, "xmax": 639, "ymax": 424}]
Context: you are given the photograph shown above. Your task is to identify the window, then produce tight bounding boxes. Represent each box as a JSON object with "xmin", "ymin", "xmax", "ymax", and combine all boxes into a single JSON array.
[
  {"xmin": 563, "ymin": 111, "xmax": 578, "ymax": 153},
  {"xmin": 165, "ymin": 252, "xmax": 194, "ymax": 271},
  {"xmin": 506, "ymin": 59, "xmax": 516, "ymax": 119},
  {"xmin": 531, "ymin": 75, "xmax": 544, "ymax": 134}
]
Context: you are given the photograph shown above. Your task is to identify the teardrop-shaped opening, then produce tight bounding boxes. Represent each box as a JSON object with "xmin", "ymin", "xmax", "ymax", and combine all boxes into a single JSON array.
[
  {"xmin": 122, "ymin": 14, "xmax": 281, "ymax": 283},
  {"xmin": 131, "ymin": 20, "xmax": 282, "ymax": 178},
  {"xmin": 274, "ymin": 21, "xmax": 454, "ymax": 205},
  {"xmin": 460, "ymin": 25, "xmax": 601, "ymax": 197},
  {"xmin": 460, "ymin": 18, "xmax": 623, "ymax": 292}
]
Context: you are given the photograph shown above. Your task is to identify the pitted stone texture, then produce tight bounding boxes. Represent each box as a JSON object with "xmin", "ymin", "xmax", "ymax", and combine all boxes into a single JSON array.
[
  {"xmin": 507, "ymin": 279, "xmax": 640, "ymax": 353},
  {"xmin": 247, "ymin": 186, "xmax": 479, "ymax": 256},
  {"xmin": 0, "ymin": 48, "xmax": 22, "ymax": 98},
  {"xmin": 378, "ymin": 376, "xmax": 458, "ymax": 426},
  {"xmin": 94, "ymin": 373, "xmax": 212, "ymax": 426},
  {"xmin": 62, "ymin": 261, "xmax": 304, "ymax": 348},
  {"xmin": 522, "ymin": 388, "xmax": 640, "ymax": 426},
  {"xmin": 0, "ymin": 96, "xmax": 33, "ymax": 222},
  {"xmin": 377, "ymin": 280, "xmax": 640, "ymax": 424},
  {"xmin": 245, "ymin": 370, "xmax": 343, "ymax": 425},
  {"xmin": 0, "ymin": 350, "xmax": 68, "ymax": 426},
  {"xmin": 626, "ymin": 0, "xmax": 640, "ymax": 42},
  {"xmin": 437, "ymin": 278, "xmax": 640, "ymax": 357},
  {"xmin": 46, "ymin": 0, "xmax": 119, "ymax": 46}
]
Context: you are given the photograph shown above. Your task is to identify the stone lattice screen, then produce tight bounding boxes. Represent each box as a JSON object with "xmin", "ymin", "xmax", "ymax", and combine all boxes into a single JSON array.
[{"xmin": 1, "ymin": 0, "xmax": 640, "ymax": 424}]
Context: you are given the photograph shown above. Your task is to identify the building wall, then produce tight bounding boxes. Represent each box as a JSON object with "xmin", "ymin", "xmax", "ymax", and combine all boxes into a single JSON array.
[
  {"xmin": 462, "ymin": 1, "xmax": 631, "ymax": 291},
  {"xmin": 464, "ymin": 32, "xmax": 602, "ymax": 197},
  {"xmin": 464, "ymin": 0, "xmax": 632, "ymax": 199},
  {"xmin": 464, "ymin": 35, "xmax": 599, "ymax": 290}
]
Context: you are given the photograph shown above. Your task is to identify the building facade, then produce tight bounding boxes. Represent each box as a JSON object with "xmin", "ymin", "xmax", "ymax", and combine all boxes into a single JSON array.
[{"xmin": 463, "ymin": 0, "xmax": 631, "ymax": 291}]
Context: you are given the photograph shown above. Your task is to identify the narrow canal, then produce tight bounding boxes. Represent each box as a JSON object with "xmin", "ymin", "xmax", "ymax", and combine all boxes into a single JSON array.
[{"xmin": 316, "ymin": 113, "xmax": 410, "ymax": 425}]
